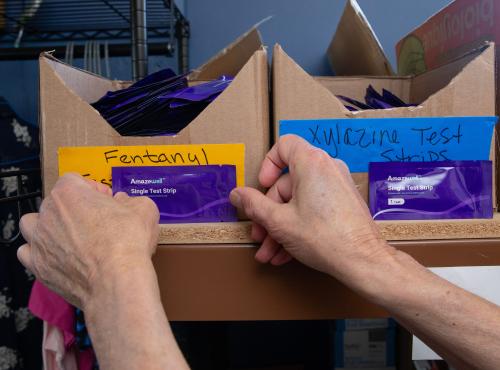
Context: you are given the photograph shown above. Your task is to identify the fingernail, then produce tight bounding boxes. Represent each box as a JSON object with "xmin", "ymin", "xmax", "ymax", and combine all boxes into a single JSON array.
[{"xmin": 229, "ymin": 189, "xmax": 242, "ymax": 208}]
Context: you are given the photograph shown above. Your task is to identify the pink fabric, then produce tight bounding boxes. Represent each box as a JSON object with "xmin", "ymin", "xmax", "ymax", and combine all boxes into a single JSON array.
[
  {"xmin": 76, "ymin": 349, "xmax": 95, "ymax": 370},
  {"xmin": 29, "ymin": 281, "xmax": 75, "ymax": 348},
  {"xmin": 43, "ymin": 322, "xmax": 78, "ymax": 370},
  {"xmin": 30, "ymin": 281, "xmax": 95, "ymax": 370}
]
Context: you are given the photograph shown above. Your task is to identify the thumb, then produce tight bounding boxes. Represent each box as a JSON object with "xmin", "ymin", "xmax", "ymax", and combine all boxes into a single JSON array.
[
  {"xmin": 17, "ymin": 244, "xmax": 35, "ymax": 273},
  {"xmin": 230, "ymin": 187, "xmax": 281, "ymax": 229},
  {"xmin": 114, "ymin": 191, "xmax": 130, "ymax": 201}
]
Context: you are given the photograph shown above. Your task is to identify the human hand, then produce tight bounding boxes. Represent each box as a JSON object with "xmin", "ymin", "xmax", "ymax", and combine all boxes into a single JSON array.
[
  {"xmin": 230, "ymin": 135, "xmax": 393, "ymax": 280},
  {"xmin": 18, "ymin": 173, "xmax": 160, "ymax": 309}
]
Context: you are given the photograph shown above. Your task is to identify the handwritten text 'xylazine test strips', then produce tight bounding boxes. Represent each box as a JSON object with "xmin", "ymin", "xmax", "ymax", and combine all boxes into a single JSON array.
[{"xmin": 280, "ymin": 116, "xmax": 497, "ymax": 173}]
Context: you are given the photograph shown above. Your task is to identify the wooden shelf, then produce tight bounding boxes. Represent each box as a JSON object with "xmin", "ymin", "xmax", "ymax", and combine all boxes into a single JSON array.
[
  {"xmin": 154, "ymin": 238, "xmax": 500, "ymax": 321},
  {"xmin": 378, "ymin": 213, "xmax": 500, "ymax": 240},
  {"xmin": 158, "ymin": 214, "xmax": 500, "ymax": 245},
  {"xmin": 159, "ymin": 222, "xmax": 253, "ymax": 244},
  {"xmin": 154, "ymin": 217, "xmax": 500, "ymax": 321}
]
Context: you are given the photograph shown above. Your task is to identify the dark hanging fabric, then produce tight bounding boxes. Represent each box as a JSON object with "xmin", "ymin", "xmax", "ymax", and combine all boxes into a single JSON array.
[{"xmin": 0, "ymin": 97, "xmax": 43, "ymax": 370}]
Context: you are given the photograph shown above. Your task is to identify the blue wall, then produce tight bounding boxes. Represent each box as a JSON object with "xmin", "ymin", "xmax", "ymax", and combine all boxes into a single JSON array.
[
  {"xmin": 186, "ymin": 0, "xmax": 452, "ymax": 74},
  {"xmin": 0, "ymin": 0, "xmax": 453, "ymax": 126}
]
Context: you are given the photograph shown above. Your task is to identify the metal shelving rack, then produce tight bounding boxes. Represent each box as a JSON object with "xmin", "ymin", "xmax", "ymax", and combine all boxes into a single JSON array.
[
  {"xmin": 0, "ymin": 0, "xmax": 190, "ymax": 76},
  {"xmin": 0, "ymin": 1, "xmax": 190, "ymax": 234}
]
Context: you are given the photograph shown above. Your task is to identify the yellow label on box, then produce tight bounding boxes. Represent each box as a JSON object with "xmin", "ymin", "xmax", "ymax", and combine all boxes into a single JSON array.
[{"xmin": 58, "ymin": 144, "xmax": 245, "ymax": 187}]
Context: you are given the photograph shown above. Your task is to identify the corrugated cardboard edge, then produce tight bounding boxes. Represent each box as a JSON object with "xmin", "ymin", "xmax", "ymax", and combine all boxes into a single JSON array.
[
  {"xmin": 327, "ymin": 0, "xmax": 393, "ymax": 76},
  {"xmin": 158, "ymin": 215, "xmax": 500, "ymax": 244}
]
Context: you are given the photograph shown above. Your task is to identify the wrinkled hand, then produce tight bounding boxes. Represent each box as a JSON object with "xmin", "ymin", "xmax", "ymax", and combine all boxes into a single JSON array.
[
  {"xmin": 18, "ymin": 173, "xmax": 159, "ymax": 309},
  {"xmin": 230, "ymin": 135, "xmax": 391, "ymax": 278}
]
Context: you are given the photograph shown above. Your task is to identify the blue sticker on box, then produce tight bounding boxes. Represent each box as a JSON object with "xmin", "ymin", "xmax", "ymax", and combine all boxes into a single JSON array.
[{"xmin": 279, "ymin": 116, "xmax": 497, "ymax": 172}]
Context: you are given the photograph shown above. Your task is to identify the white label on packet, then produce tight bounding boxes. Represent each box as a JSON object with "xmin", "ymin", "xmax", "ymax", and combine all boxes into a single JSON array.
[{"xmin": 388, "ymin": 198, "xmax": 405, "ymax": 206}]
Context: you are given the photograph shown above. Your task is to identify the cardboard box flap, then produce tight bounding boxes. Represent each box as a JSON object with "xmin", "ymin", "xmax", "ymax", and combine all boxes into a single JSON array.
[
  {"xmin": 273, "ymin": 43, "xmax": 349, "ymax": 128},
  {"xmin": 40, "ymin": 47, "xmax": 269, "ymax": 194},
  {"xmin": 327, "ymin": 0, "xmax": 393, "ymax": 76},
  {"xmin": 39, "ymin": 54, "xmax": 120, "ymax": 140},
  {"xmin": 40, "ymin": 53, "xmax": 125, "ymax": 103},
  {"xmin": 410, "ymin": 43, "xmax": 494, "ymax": 107},
  {"xmin": 189, "ymin": 25, "xmax": 264, "ymax": 81},
  {"xmin": 353, "ymin": 42, "xmax": 496, "ymax": 119},
  {"xmin": 274, "ymin": 42, "xmax": 495, "ymax": 125},
  {"xmin": 184, "ymin": 49, "xmax": 270, "ymax": 192}
]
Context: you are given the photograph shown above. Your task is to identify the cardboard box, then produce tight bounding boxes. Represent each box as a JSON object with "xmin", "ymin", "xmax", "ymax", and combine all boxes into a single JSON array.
[
  {"xmin": 272, "ymin": 42, "xmax": 496, "ymax": 203},
  {"xmin": 334, "ymin": 327, "xmax": 396, "ymax": 370},
  {"xmin": 327, "ymin": 0, "xmax": 393, "ymax": 76},
  {"xmin": 39, "ymin": 25, "xmax": 270, "ymax": 195},
  {"xmin": 396, "ymin": 0, "xmax": 500, "ymax": 208}
]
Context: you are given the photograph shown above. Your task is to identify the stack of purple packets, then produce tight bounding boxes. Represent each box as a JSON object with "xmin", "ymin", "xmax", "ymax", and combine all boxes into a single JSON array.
[
  {"xmin": 92, "ymin": 68, "xmax": 232, "ymax": 136},
  {"xmin": 338, "ymin": 85, "xmax": 415, "ymax": 111}
]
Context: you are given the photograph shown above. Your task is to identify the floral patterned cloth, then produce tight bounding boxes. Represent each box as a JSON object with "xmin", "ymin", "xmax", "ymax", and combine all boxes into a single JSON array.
[{"xmin": 0, "ymin": 97, "xmax": 43, "ymax": 370}]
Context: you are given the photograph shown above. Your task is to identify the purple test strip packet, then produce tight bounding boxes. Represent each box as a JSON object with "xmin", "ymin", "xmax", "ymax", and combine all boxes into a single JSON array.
[
  {"xmin": 112, "ymin": 165, "xmax": 238, "ymax": 223},
  {"xmin": 369, "ymin": 161, "xmax": 493, "ymax": 220},
  {"xmin": 92, "ymin": 68, "xmax": 233, "ymax": 137},
  {"xmin": 159, "ymin": 76, "xmax": 232, "ymax": 104},
  {"xmin": 337, "ymin": 85, "xmax": 416, "ymax": 111}
]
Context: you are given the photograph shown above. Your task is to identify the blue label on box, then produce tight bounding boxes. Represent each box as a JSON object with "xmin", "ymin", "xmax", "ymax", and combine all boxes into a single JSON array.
[{"xmin": 279, "ymin": 116, "xmax": 497, "ymax": 172}]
